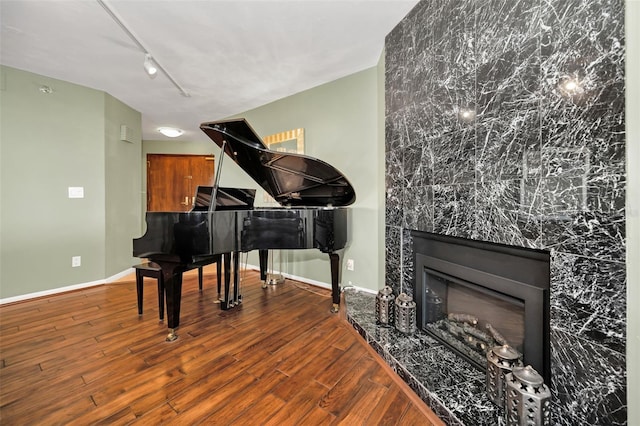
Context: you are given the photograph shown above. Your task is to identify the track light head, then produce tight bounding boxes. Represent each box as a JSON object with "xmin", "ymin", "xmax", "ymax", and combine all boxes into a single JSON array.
[{"xmin": 143, "ymin": 54, "xmax": 158, "ymax": 78}]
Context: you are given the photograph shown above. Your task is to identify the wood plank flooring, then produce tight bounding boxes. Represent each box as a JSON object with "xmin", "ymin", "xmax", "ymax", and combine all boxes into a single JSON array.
[{"xmin": 0, "ymin": 266, "xmax": 443, "ymax": 425}]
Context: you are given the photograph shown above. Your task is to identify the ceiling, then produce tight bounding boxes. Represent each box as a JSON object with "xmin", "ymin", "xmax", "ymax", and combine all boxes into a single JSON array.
[{"xmin": 1, "ymin": 0, "xmax": 418, "ymax": 143}]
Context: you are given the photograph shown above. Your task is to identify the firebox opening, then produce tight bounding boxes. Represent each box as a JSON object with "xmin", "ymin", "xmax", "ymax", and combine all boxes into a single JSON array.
[
  {"xmin": 422, "ymin": 268, "xmax": 526, "ymax": 370},
  {"xmin": 412, "ymin": 230, "xmax": 551, "ymax": 384}
]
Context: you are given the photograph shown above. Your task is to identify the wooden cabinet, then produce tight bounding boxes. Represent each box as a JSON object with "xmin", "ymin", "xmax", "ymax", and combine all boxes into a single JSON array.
[{"xmin": 147, "ymin": 154, "xmax": 215, "ymax": 211}]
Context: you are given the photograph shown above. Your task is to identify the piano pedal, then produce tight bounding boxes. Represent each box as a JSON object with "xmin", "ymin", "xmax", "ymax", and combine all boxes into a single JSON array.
[
  {"xmin": 266, "ymin": 273, "xmax": 285, "ymax": 286},
  {"xmin": 166, "ymin": 329, "xmax": 178, "ymax": 342}
]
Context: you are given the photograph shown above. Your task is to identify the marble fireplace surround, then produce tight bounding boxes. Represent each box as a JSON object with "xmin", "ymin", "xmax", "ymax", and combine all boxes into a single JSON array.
[{"xmin": 382, "ymin": 0, "xmax": 626, "ymax": 424}]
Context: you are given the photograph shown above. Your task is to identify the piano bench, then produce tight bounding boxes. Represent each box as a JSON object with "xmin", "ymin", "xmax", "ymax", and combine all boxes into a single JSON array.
[
  {"xmin": 134, "ymin": 263, "xmax": 206, "ymax": 320},
  {"xmin": 135, "ymin": 262, "xmax": 165, "ymax": 320}
]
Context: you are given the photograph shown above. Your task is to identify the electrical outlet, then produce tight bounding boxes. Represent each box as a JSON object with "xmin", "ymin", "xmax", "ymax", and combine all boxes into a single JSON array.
[
  {"xmin": 72, "ymin": 256, "xmax": 81, "ymax": 267},
  {"xmin": 346, "ymin": 258, "xmax": 354, "ymax": 271}
]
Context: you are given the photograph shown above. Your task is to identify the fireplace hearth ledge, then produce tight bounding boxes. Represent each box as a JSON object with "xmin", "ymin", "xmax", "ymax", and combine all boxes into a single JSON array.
[{"xmin": 344, "ymin": 288, "xmax": 507, "ymax": 426}]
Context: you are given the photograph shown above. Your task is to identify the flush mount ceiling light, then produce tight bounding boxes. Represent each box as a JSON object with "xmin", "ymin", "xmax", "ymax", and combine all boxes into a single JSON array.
[
  {"xmin": 143, "ymin": 54, "xmax": 158, "ymax": 78},
  {"xmin": 158, "ymin": 127, "xmax": 184, "ymax": 138}
]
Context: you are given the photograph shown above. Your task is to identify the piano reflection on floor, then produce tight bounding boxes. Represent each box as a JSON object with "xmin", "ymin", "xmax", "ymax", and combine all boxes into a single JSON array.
[{"xmin": 133, "ymin": 118, "xmax": 355, "ymax": 341}]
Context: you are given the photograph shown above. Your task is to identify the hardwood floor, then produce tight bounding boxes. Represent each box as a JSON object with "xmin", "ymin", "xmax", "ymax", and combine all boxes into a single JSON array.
[{"xmin": 0, "ymin": 266, "xmax": 443, "ymax": 425}]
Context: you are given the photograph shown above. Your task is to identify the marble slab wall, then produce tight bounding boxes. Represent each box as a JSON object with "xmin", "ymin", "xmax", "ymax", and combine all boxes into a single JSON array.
[{"xmin": 384, "ymin": 0, "xmax": 626, "ymax": 424}]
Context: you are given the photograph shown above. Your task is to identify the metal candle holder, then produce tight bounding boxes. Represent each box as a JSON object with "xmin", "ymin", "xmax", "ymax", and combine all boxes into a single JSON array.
[
  {"xmin": 505, "ymin": 365, "xmax": 551, "ymax": 426},
  {"xmin": 486, "ymin": 344, "xmax": 523, "ymax": 408},
  {"xmin": 394, "ymin": 292, "xmax": 416, "ymax": 334},
  {"xmin": 375, "ymin": 286, "xmax": 395, "ymax": 327}
]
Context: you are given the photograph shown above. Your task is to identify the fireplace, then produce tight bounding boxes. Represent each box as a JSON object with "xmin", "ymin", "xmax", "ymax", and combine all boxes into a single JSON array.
[{"xmin": 412, "ymin": 230, "xmax": 551, "ymax": 384}]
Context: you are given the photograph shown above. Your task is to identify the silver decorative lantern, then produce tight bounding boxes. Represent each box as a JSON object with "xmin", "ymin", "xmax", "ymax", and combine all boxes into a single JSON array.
[
  {"xmin": 375, "ymin": 286, "xmax": 395, "ymax": 327},
  {"xmin": 486, "ymin": 344, "xmax": 523, "ymax": 408},
  {"xmin": 394, "ymin": 292, "xmax": 416, "ymax": 334},
  {"xmin": 505, "ymin": 365, "xmax": 551, "ymax": 426}
]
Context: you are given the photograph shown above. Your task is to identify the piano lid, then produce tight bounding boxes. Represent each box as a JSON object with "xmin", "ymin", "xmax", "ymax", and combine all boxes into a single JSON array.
[{"xmin": 200, "ymin": 118, "xmax": 356, "ymax": 207}]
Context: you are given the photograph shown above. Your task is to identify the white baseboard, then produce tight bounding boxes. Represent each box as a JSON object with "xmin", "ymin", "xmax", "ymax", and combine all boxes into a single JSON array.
[
  {"xmin": 0, "ymin": 278, "xmax": 105, "ymax": 305},
  {"xmin": 0, "ymin": 264, "xmax": 376, "ymax": 305},
  {"xmin": 245, "ymin": 263, "xmax": 377, "ymax": 294},
  {"xmin": 105, "ymin": 267, "xmax": 135, "ymax": 283},
  {"xmin": 0, "ymin": 268, "xmax": 136, "ymax": 305}
]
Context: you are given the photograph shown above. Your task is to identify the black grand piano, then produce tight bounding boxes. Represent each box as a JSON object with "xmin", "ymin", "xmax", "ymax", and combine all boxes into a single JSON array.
[{"xmin": 133, "ymin": 118, "xmax": 355, "ymax": 341}]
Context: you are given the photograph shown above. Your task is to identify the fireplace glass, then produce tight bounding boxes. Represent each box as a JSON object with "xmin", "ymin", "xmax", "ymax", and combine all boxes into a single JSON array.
[
  {"xmin": 422, "ymin": 269, "xmax": 525, "ymax": 369},
  {"xmin": 412, "ymin": 230, "xmax": 550, "ymax": 383}
]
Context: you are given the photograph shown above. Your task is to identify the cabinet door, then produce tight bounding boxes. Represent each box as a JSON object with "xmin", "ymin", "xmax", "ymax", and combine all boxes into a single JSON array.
[{"xmin": 147, "ymin": 154, "xmax": 214, "ymax": 212}]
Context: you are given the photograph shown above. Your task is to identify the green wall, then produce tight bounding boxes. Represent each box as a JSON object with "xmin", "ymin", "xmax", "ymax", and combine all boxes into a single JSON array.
[
  {"xmin": 0, "ymin": 65, "xmax": 141, "ymax": 299},
  {"xmin": 104, "ymin": 93, "xmax": 142, "ymax": 277},
  {"xmin": 228, "ymin": 66, "xmax": 385, "ymax": 291}
]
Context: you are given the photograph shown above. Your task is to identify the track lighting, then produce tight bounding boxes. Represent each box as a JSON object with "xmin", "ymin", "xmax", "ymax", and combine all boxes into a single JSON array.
[
  {"xmin": 98, "ymin": 0, "xmax": 190, "ymax": 96},
  {"xmin": 143, "ymin": 54, "xmax": 158, "ymax": 78}
]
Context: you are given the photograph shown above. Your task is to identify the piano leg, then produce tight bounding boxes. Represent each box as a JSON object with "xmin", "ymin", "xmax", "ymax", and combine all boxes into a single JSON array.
[
  {"xmin": 220, "ymin": 253, "xmax": 231, "ymax": 309},
  {"xmin": 220, "ymin": 252, "xmax": 242, "ymax": 310},
  {"xmin": 159, "ymin": 263, "xmax": 184, "ymax": 341},
  {"xmin": 233, "ymin": 251, "xmax": 241, "ymax": 305},
  {"xmin": 216, "ymin": 254, "xmax": 222, "ymax": 300},
  {"xmin": 259, "ymin": 249, "xmax": 268, "ymax": 288},
  {"xmin": 329, "ymin": 252, "xmax": 341, "ymax": 313}
]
